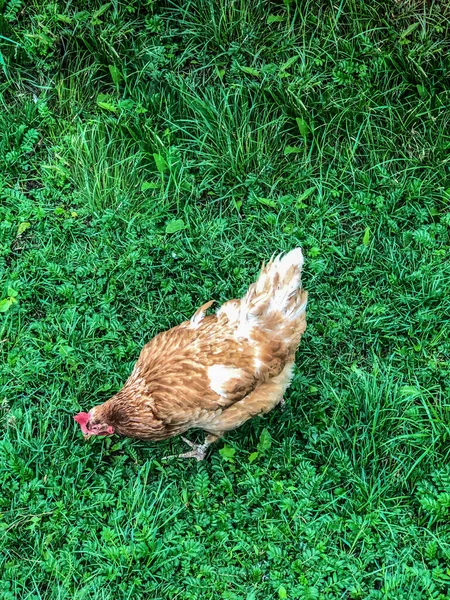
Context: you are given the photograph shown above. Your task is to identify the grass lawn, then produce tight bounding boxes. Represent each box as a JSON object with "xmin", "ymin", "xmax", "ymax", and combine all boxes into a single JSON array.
[{"xmin": 1, "ymin": 0, "xmax": 450, "ymax": 598}]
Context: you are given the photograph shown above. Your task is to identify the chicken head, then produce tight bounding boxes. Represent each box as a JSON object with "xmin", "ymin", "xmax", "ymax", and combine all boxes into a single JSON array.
[{"xmin": 74, "ymin": 411, "xmax": 114, "ymax": 437}]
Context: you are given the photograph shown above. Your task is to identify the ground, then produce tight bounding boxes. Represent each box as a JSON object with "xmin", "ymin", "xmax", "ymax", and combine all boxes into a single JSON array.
[{"xmin": 1, "ymin": 1, "xmax": 450, "ymax": 598}]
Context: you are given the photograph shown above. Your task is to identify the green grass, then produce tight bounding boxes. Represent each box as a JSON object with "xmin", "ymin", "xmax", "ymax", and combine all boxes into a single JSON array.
[{"xmin": 1, "ymin": 0, "xmax": 450, "ymax": 598}]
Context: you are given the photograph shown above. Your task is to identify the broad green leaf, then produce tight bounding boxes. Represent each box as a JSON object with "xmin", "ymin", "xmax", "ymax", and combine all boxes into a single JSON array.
[
  {"xmin": 92, "ymin": 3, "xmax": 111, "ymax": 20},
  {"xmin": 24, "ymin": 31, "xmax": 53, "ymax": 45},
  {"xmin": 72, "ymin": 11, "xmax": 90, "ymax": 23},
  {"xmin": 267, "ymin": 14, "xmax": 284, "ymax": 24},
  {"xmin": 401, "ymin": 386, "xmax": 421, "ymax": 398},
  {"xmin": 363, "ymin": 227, "xmax": 370, "ymax": 246},
  {"xmin": 57, "ymin": 14, "xmax": 73, "ymax": 23},
  {"xmin": 0, "ymin": 299, "xmax": 12, "ymax": 313},
  {"xmin": 400, "ymin": 22, "xmax": 419, "ymax": 38},
  {"xmin": 17, "ymin": 222, "xmax": 30, "ymax": 236},
  {"xmin": 296, "ymin": 187, "xmax": 316, "ymax": 204},
  {"xmin": 165, "ymin": 219, "xmax": 186, "ymax": 234},
  {"xmin": 257, "ymin": 428, "xmax": 272, "ymax": 454},
  {"xmin": 108, "ymin": 64, "xmax": 122, "ymax": 85},
  {"xmin": 239, "ymin": 66, "xmax": 260, "ymax": 77},
  {"xmin": 417, "ymin": 84, "xmax": 428, "ymax": 98},
  {"xmin": 296, "ymin": 117, "xmax": 309, "ymax": 136},
  {"xmin": 219, "ymin": 445, "xmax": 236, "ymax": 461},
  {"xmin": 278, "ymin": 586, "xmax": 287, "ymax": 599},
  {"xmin": 284, "ymin": 145, "xmax": 302, "ymax": 155},
  {"xmin": 96, "ymin": 95, "xmax": 117, "ymax": 112},
  {"xmin": 7, "ymin": 287, "xmax": 18, "ymax": 297},
  {"xmin": 141, "ymin": 181, "xmax": 159, "ymax": 191},
  {"xmin": 153, "ymin": 153, "xmax": 168, "ymax": 174},
  {"xmin": 42, "ymin": 164, "xmax": 70, "ymax": 178},
  {"xmin": 280, "ymin": 55, "xmax": 299, "ymax": 71},
  {"xmin": 97, "ymin": 101, "xmax": 117, "ymax": 112},
  {"xmin": 248, "ymin": 452, "xmax": 259, "ymax": 463},
  {"xmin": 118, "ymin": 98, "xmax": 135, "ymax": 111},
  {"xmin": 256, "ymin": 197, "xmax": 277, "ymax": 208},
  {"xmin": 58, "ymin": 345, "xmax": 73, "ymax": 356},
  {"xmin": 99, "ymin": 383, "xmax": 113, "ymax": 392}
]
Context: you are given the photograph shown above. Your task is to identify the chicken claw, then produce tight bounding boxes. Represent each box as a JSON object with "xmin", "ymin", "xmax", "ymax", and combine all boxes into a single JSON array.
[{"xmin": 162, "ymin": 436, "xmax": 209, "ymax": 461}]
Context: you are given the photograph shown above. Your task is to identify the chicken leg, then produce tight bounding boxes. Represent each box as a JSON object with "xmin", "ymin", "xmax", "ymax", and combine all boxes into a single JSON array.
[{"xmin": 163, "ymin": 433, "xmax": 220, "ymax": 461}]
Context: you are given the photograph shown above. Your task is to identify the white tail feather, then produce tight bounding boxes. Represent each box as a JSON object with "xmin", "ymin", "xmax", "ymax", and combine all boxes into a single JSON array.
[
  {"xmin": 217, "ymin": 248, "xmax": 307, "ymax": 339},
  {"xmin": 254, "ymin": 248, "xmax": 304, "ymax": 311},
  {"xmin": 230, "ymin": 248, "xmax": 306, "ymax": 338}
]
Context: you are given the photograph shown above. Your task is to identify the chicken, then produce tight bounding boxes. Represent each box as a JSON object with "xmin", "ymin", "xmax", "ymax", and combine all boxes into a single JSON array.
[{"xmin": 74, "ymin": 248, "xmax": 308, "ymax": 460}]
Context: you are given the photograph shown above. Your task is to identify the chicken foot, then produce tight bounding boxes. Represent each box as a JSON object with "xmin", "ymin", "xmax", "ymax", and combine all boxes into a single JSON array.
[{"xmin": 163, "ymin": 433, "xmax": 220, "ymax": 461}]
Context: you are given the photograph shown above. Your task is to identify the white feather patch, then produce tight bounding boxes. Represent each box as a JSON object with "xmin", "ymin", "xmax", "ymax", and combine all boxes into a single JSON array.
[
  {"xmin": 277, "ymin": 248, "xmax": 304, "ymax": 279},
  {"xmin": 208, "ymin": 365, "xmax": 243, "ymax": 397},
  {"xmin": 217, "ymin": 300, "xmax": 240, "ymax": 323},
  {"xmin": 254, "ymin": 358, "xmax": 264, "ymax": 372}
]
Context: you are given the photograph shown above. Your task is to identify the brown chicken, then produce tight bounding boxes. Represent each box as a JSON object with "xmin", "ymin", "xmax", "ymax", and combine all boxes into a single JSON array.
[{"xmin": 74, "ymin": 248, "xmax": 307, "ymax": 460}]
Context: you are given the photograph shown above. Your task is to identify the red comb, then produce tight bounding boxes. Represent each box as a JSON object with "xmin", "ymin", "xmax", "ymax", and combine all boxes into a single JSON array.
[{"xmin": 74, "ymin": 411, "xmax": 90, "ymax": 434}]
